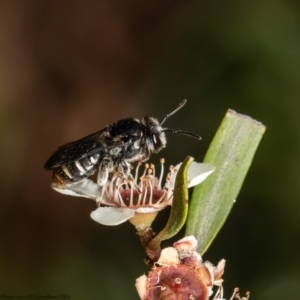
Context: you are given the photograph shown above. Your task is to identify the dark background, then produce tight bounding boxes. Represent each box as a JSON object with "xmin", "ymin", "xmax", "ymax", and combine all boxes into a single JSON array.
[{"xmin": 1, "ymin": 0, "xmax": 300, "ymax": 299}]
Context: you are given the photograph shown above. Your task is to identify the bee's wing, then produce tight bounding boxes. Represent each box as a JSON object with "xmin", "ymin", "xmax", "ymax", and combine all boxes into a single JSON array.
[{"xmin": 44, "ymin": 128, "xmax": 120, "ymax": 170}]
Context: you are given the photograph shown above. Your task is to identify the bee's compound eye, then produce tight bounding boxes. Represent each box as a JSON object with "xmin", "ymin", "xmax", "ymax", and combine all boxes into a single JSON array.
[{"xmin": 152, "ymin": 134, "xmax": 163, "ymax": 151}]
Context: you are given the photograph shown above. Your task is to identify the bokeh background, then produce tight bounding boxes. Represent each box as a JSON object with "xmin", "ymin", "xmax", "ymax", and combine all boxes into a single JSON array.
[{"xmin": 1, "ymin": 0, "xmax": 300, "ymax": 299}]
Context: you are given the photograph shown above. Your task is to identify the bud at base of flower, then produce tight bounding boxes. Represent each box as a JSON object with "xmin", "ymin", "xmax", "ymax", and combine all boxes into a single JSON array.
[
  {"xmin": 129, "ymin": 212, "xmax": 158, "ymax": 232},
  {"xmin": 144, "ymin": 264, "xmax": 209, "ymax": 300}
]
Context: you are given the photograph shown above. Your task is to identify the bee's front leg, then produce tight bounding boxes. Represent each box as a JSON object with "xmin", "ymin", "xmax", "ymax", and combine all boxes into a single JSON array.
[
  {"xmin": 119, "ymin": 160, "xmax": 132, "ymax": 177},
  {"xmin": 96, "ymin": 157, "xmax": 113, "ymax": 207}
]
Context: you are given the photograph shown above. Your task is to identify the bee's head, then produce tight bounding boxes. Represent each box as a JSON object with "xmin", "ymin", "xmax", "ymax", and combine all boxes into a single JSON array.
[
  {"xmin": 141, "ymin": 100, "xmax": 201, "ymax": 154},
  {"xmin": 141, "ymin": 116, "xmax": 166, "ymax": 153}
]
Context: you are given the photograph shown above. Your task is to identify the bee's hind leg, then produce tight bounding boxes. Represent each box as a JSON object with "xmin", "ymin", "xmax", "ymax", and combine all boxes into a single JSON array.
[{"xmin": 96, "ymin": 157, "xmax": 113, "ymax": 207}]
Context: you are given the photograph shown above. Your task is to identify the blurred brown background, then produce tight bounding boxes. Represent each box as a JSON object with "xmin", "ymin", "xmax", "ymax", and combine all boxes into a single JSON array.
[{"xmin": 1, "ymin": 0, "xmax": 300, "ymax": 299}]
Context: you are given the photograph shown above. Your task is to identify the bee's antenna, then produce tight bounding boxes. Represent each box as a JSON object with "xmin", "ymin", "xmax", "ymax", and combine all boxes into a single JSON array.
[
  {"xmin": 160, "ymin": 99, "xmax": 187, "ymax": 125},
  {"xmin": 161, "ymin": 128, "xmax": 201, "ymax": 140}
]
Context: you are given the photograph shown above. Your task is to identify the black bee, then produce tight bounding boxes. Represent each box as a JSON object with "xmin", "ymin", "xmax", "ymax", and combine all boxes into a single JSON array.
[{"xmin": 44, "ymin": 100, "xmax": 200, "ymax": 205}]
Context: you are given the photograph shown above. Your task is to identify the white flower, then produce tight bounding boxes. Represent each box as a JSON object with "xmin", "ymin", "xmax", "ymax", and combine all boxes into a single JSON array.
[
  {"xmin": 51, "ymin": 159, "xmax": 214, "ymax": 226},
  {"xmin": 51, "ymin": 178, "xmax": 98, "ymax": 199},
  {"xmin": 91, "ymin": 159, "xmax": 214, "ymax": 226}
]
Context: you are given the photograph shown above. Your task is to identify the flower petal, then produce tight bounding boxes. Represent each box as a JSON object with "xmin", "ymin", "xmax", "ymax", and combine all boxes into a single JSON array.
[
  {"xmin": 187, "ymin": 162, "xmax": 215, "ymax": 188},
  {"xmin": 157, "ymin": 247, "xmax": 181, "ymax": 265},
  {"xmin": 90, "ymin": 207, "xmax": 135, "ymax": 225},
  {"xmin": 174, "ymin": 162, "xmax": 215, "ymax": 188},
  {"xmin": 135, "ymin": 275, "xmax": 147, "ymax": 300},
  {"xmin": 51, "ymin": 178, "xmax": 98, "ymax": 199}
]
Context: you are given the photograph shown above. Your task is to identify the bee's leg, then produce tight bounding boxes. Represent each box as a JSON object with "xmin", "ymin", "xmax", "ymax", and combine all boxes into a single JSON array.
[
  {"xmin": 144, "ymin": 148, "xmax": 151, "ymax": 162},
  {"xmin": 119, "ymin": 160, "xmax": 142, "ymax": 193},
  {"xmin": 96, "ymin": 157, "xmax": 112, "ymax": 207},
  {"xmin": 119, "ymin": 160, "xmax": 132, "ymax": 176}
]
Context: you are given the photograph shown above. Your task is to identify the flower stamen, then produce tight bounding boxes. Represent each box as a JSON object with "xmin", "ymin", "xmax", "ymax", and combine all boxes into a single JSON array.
[
  {"xmin": 148, "ymin": 176, "xmax": 153, "ymax": 205},
  {"xmin": 143, "ymin": 163, "xmax": 149, "ymax": 177},
  {"xmin": 158, "ymin": 158, "xmax": 165, "ymax": 189},
  {"xmin": 90, "ymin": 159, "xmax": 214, "ymax": 226},
  {"xmin": 129, "ymin": 178, "xmax": 134, "ymax": 207},
  {"xmin": 212, "ymin": 285, "xmax": 224, "ymax": 300},
  {"xmin": 135, "ymin": 162, "xmax": 142, "ymax": 182},
  {"xmin": 142, "ymin": 179, "xmax": 148, "ymax": 205},
  {"xmin": 150, "ymin": 163, "xmax": 155, "ymax": 178},
  {"xmin": 117, "ymin": 188, "xmax": 126, "ymax": 206}
]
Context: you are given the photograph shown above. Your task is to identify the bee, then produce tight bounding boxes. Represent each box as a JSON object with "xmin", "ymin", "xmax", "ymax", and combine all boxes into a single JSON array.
[{"xmin": 44, "ymin": 100, "xmax": 200, "ymax": 205}]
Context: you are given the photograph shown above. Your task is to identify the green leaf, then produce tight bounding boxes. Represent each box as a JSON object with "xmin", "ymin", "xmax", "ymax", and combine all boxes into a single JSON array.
[{"xmin": 185, "ymin": 110, "xmax": 266, "ymax": 254}]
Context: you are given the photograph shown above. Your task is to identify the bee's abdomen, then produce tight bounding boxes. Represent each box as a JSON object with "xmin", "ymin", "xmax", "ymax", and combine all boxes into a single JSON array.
[{"xmin": 52, "ymin": 153, "xmax": 100, "ymax": 187}]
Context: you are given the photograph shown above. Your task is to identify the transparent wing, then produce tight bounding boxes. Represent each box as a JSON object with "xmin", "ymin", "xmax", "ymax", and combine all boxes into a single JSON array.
[{"xmin": 44, "ymin": 128, "xmax": 121, "ymax": 169}]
